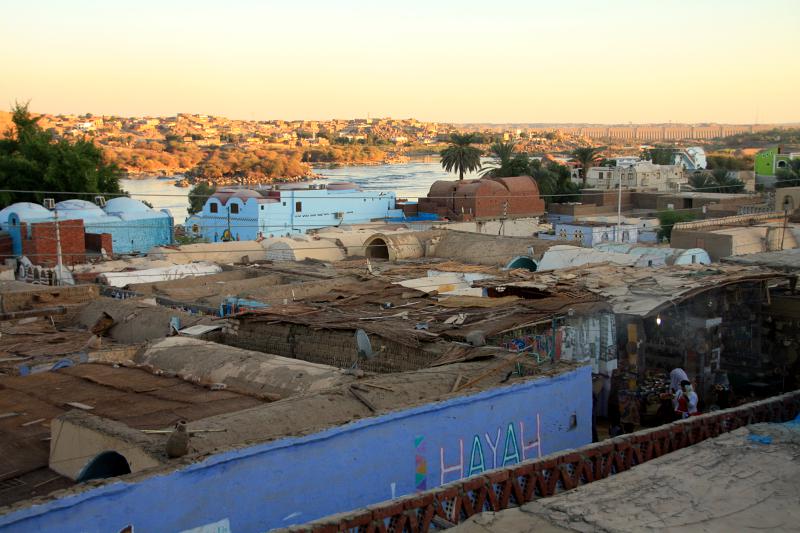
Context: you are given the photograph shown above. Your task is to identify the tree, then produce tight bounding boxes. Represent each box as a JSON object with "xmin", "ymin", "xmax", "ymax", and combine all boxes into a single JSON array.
[
  {"xmin": 645, "ymin": 146, "xmax": 675, "ymax": 165},
  {"xmin": 776, "ymin": 159, "xmax": 800, "ymax": 188},
  {"xmin": 0, "ymin": 102, "xmax": 121, "ymax": 205},
  {"xmin": 529, "ymin": 160, "xmax": 579, "ymax": 204},
  {"xmin": 187, "ymin": 182, "xmax": 215, "ymax": 215},
  {"xmin": 688, "ymin": 169, "xmax": 744, "ymax": 193},
  {"xmin": 440, "ymin": 133, "xmax": 481, "ymax": 180},
  {"xmin": 657, "ymin": 210, "xmax": 697, "ymax": 242},
  {"xmin": 571, "ymin": 146, "xmax": 604, "ymax": 186},
  {"xmin": 481, "ymin": 141, "xmax": 528, "ymax": 177}
]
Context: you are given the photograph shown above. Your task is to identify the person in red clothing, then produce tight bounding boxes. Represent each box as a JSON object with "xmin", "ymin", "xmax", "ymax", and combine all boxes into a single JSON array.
[{"xmin": 674, "ymin": 380, "xmax": 699, "ymax": 419}]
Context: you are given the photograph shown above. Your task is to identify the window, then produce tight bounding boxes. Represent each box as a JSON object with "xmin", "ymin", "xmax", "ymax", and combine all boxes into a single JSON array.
[
  {"xmin": 260, "ymin": 205, "xmax": 264, "ymax": 210},
  {"xmin": 778, "ymin": 160, "xmax": 787, "ymax": 168},
  {"xmin": 295, "ymin": 201, "xmax": 302, "ymax": 213},
  {"xmin": 230, "ymin": 203, "xmax": 239, "ymax": 214},
  {"xmin": 209, "ymin": 203, "xmax": 218, "ymax": 213},
  {"xmin": 282, "ymin": 201, "xmax": 286, "ymax": 206},
  {"xmin": 598, "ymin": 172, "xmax": 604, "ymax": 180}
]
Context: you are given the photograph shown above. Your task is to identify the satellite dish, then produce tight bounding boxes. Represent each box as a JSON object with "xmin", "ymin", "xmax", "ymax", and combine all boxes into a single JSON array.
[{"xmin": 355, "ymin": 329, "xmax": 374, "ymax": 359}]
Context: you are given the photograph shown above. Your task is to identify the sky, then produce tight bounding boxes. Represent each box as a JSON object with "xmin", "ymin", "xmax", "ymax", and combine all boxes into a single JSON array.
[{"xmin": 1, "ymin": 0, "xmax": 798, "ymax": 124}]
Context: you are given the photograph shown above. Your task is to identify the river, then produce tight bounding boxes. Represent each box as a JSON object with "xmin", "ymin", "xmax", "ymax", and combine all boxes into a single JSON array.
[{"xmin": 120, "ymin": 159, "xmax": 482, "ymax": 223}]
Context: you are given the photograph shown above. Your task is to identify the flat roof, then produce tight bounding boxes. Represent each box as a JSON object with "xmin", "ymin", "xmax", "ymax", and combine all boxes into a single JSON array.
[
  {"xmin": 456, "ymin": 420, "xmax": 800, "ymax": 532},
  {"xmin": 722, "ymin": 247, "xmax": 800, "ymax": 271},
  {"xmin": 0, "ymin": 364, "xmax": 264, "ymax": 507}
]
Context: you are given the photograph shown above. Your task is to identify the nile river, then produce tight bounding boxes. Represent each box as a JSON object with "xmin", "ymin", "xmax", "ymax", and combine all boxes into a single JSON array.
[{"xmin": 120, "ymin": 160, "xmax": 481, "ymax": 223}]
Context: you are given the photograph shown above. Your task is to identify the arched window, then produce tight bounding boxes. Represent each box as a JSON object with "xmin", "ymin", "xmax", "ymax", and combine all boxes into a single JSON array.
[{"xmin": 77, "ymin": 451, "xmax": 131, "ymax": 483}]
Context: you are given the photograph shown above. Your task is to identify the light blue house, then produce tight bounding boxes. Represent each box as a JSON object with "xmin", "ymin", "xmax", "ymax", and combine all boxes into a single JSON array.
[
  {"xmin": 594, "ymin": 243, "xmax": 711, "ymax": 266},
  {"xmin": 545, "ymin": 221, "xmax": 640, "ymax": 247},
  {"xmin": 0, "ymin": 198, "xmax": 173, "ymax": 255},
  {"xmin": 185, "ymin": 183, "xmax": 403, "ymax": 242}
]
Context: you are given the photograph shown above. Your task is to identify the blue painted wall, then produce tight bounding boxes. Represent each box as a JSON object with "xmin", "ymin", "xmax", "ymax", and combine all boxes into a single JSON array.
[
  {"xmin": 194, "ymin": 187, "xmax": 403, "ymax": 242},
  {"xmin": 0, "ymin": 366, "xmax": 591, "ymax": 533},
  {"xmin": 83, "ymin": 217, "xmax": 173, "ymax": 254}
]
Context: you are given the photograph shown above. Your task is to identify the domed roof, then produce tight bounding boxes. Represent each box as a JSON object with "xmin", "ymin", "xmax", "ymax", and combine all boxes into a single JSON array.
[
  {"xmin": 326, "ymin": 182, "xmax": 361, "ymax": 191},
  {"xmin": 211, "ymin": 188, "xmax": 263, "ymax": 205},
  {"xmin": 0, "ymin": 202, "xmax": 54, "ymax": 225},
  {"xmin": 104, "ymin": 196, "xmax": 152, "ymax": 214},
  {"xmin": 54, "ymin": 199, "xmax": 108, "ymax": 220}
]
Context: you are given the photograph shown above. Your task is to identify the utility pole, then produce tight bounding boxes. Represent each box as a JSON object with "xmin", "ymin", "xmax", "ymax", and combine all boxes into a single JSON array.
[
  {"xmin": 53, "ymin": 207, "xmax": 64, "ymax": 286},
  {"xmin": 616, "ymin": 169, "xmax": 623, "ymax": 242}
]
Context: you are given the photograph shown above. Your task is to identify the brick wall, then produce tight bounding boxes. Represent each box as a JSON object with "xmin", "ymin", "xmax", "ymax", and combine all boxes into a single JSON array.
[
  {"xmin": 0, "ymin": 231, "xmax": 14, "ymax": 262},
  {"xmin": 20, "ymin": 220, "xmax": 86, "ymax": 266},
  {"xmin": 223, "ymin": 320, "xmax": 436, "ymax": 373},
  {"xmin": 84, "ymin": 232, "xmax": 113, "ymax": 254}
]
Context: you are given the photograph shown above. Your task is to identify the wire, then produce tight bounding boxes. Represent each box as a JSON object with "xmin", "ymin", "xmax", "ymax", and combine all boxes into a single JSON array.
[{"xmin": 0, "ymin": 178, "xmax": 783, "ymax": 201}]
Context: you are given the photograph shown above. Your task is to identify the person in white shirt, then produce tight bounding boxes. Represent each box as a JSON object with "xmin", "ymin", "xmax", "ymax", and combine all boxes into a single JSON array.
[{"xmin": 674, "ymin": 380, "xmax": 699, "ymax": 419}]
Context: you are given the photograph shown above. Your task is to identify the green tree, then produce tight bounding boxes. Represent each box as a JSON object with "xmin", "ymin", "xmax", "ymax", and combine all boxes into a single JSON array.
[
  {"xmin": 187, "ymin": 182, "xmax": 216, "ymax": 215},
  {"xmin": 645, "ymin": 146, "xmax": 675, "ymax": 165},
  {"xmin": 0, "ymin": 102, "xmax": 122, "ymax": 205},
  {"xmin": 571, "ymin": 146, "xmax": 604, "ymax": 186},
  {"xmin": 689, "ymin": 169, "xmax": 744, "ymax": 193},
  {"xmin": 657, "ymin": 210, "xmax": 697, "ymax": 242},
  {"xmin": 776, "ymin": 159, "xmax": 800, "ymax": 188},
  {"xmin": 481, "ymin": 141, "xmax": 529, "ymax": 177},
  {"xmin": 440, "ymin": 133, "xmax": 482, "ymax": 180},
  {"xmin": 529, "ymin": 160, "xmax": 579, "ymax": 204}
]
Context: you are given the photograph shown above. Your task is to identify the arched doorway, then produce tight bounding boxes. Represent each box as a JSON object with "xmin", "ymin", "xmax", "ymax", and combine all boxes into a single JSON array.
[
  {"xmin": 505, "ymin": 256, "xmax": 538, "ymax": 271},
  {"xmin": 782, "ymin": 195, "xmax": 795, "ymax": 213},
  {"xmin": 365, "ymin": 238, "xmax": 389, "ymax": 259},
  {"xmin": 77, "ymin": 451, "xmax": 131, "ymax": 482}
]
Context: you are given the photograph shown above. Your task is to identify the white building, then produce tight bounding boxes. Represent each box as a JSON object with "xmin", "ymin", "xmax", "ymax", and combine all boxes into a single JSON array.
[
  {"xmin": 673, "ymin": 147, "xmax": 707, "ymax": 171},
  {"xmin": 585, "ymin": 161, "xmax": 686, "ymax": 192}
]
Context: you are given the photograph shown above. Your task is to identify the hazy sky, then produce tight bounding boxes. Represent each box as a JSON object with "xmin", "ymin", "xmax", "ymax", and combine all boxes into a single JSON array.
[{"xmin": 2, "ymin": 0, "xmax": 798, "ymax": 123}]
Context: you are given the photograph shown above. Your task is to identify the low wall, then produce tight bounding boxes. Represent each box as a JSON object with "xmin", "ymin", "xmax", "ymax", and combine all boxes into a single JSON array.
[
  {"xmin": 0, "ymin": 367, "xmax": 591, "ymax": 532},
  {"xmin": 293, "ymin": 389, "xmax": 800, "ymax": 532},
  {"xmin": 224, "ymin": 321, "xmax": 437, "ymax": 373}
]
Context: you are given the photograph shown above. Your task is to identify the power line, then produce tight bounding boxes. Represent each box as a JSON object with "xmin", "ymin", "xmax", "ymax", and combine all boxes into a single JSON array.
[{"xmin": 0, "ymin": 179, "xmax": 782, "ymax": 201}]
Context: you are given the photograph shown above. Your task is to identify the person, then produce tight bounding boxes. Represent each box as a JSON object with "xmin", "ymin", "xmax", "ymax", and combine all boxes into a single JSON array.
[
  {"xmin": 674, "ymin": 380, "xmax": 699, "ymax": 419},
  {"xmin": 669, "ymin": 368, "xmax": 689, "ymax": 412}
]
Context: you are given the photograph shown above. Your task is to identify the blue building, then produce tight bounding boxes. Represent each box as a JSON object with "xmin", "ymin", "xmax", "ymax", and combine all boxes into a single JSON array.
[
  {"xmin": 185, "ymin": 182, "xmax": 403, "ymax": 242},
  {"xmin": 0, "ymin": 197, "xmax": 173, "ymax": 255}
]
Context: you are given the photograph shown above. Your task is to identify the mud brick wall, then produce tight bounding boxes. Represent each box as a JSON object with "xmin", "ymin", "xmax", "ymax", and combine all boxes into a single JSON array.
[
  {"xmin": 84, "ymin": 233, "xmax": 113, "ymax": 254},
  {"xmin": 222, "ymin": 320, "xmax": 436, "ymax": 373},
  {"xmin": 20, "ymin": 220, "xmax": 86, "ymax": 266}
]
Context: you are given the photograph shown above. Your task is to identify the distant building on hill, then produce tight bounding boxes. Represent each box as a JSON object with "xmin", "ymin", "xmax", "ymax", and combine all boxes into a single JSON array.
[
  {"xmin": 584, "ymin": 161, "xmax": 686, "ymax": 192},
  {"xmin": 417, "ymin": 176, "xmax": 545, "ymax": 220},
  {"xmin": 185, "ymin": 183, "xmax": 403, "ymax": 242}
]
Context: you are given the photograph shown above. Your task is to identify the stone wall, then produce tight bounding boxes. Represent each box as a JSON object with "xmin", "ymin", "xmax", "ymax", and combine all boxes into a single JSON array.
[{"xmin": 223, "ymin": 320, "xmax": 437, "ymax": 373}]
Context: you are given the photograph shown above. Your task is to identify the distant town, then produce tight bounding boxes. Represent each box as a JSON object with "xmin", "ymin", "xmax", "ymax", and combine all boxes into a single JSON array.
[{"xmin": 2, "ymin": 109, "xmax": 798, "ymax": 187}]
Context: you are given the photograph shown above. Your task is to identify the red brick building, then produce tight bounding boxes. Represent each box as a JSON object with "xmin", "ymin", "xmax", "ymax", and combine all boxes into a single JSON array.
[
  {"xmin": 418, "ymin": 176, "xmax": 545, "ymax": 220},
  {"xmin": 16, "ymin": 221, "xmax": 114, "ymax": 267}
]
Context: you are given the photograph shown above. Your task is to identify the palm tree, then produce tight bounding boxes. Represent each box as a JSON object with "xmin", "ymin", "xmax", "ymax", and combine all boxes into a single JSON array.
[
  {"xmin": 689, "ymin": 169, "xmax": 745, "ymax": 193},
  {"xmin": 571, "ymin": 146, "xmax": 604, "ymax": 187},
  {"xmin": 440, "ymin": 133, "xmax": 482, "ymax": 180},
  {"xmin": 480, "ymin": 141, "xmax": 517, "ymax": 177},
  {"xmin": 710, "ymin": 168, "xmax": 745, "ymax": 193}
]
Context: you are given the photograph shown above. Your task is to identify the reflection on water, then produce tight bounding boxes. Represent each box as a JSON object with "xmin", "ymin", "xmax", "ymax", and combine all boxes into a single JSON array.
[
  {"xmin": 120, "ymin": 178, "xmax": 191, "ymax": 223},
  {"xmin": 120, "ymin": 161, "xmax": 478, "ymax": 224},
  {"xmin": 315, "ymin": 160, "xmax": 481, "ymax": 201}
]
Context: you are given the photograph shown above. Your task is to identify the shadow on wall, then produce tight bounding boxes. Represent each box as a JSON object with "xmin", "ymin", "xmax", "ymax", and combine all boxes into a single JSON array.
[{"xmin": 76, "ymin": 451, "xmax": 131, "ymax": 483}]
